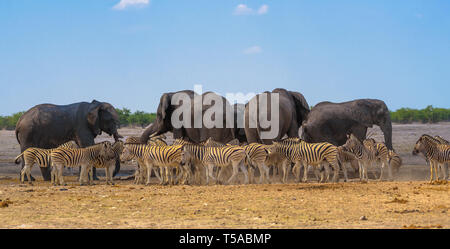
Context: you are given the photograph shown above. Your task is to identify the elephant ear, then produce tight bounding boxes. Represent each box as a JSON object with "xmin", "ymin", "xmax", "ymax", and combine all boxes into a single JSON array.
[
  {"xmin": 87, "ymin": 100, "xmax": 103, "ymax": 135},
  {"xmin": 159, "ymin": 93, "xmax": 171, "ymax": 120},
  {"xmin": 288, "ymin": 91, "xmax": 310, "ymax": 122}
]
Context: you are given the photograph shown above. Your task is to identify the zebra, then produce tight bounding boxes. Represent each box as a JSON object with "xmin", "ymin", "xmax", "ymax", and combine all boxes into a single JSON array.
[
  {"xmin": 91, "ymin": 141, "xmax": 124, "ymax": 185},
  {"xmin": 388, "ymin": 150, "xmax": 402, "ymax": 175},
  {"xmin": 50, "ymin": 141, "xmax": 115, "ymax": 186},
  {"xmin": 270, "ymin": 138, "xmax": 341, "ymax": 183},
  {"xmin": 433, "ymin": 136, "xmax": 449, "ymax": 180},
  {"xmin": 201, "ymin": 138, "xmax": 263, "ymax": 184},
  {"xmin": 124, "ymin": 135, "xmax": 167, "ymax": 184},
  {"xmin": 242, "ymin": 143, "xmax": 270, "ymax": 184},
  {"xmin": 363, "ymin": 138, "xmax": 392, "ymax": 181},
  {"xmin": 412, "ymin": 134, "xmax": 450, "ymax": 182},
  {"xmin": 338, "ymin": 146, "xmax": 358, "ymax": 170},
  {"xmin": 121, "ymin": 143, "xmax": 186, "ymax": 185},
  {"xmin": 342, "ymin": 134, "xmax": 378, "ymax": 182},
  {"xmin": 180, "ymin": 143, "xmax": 248, "ymax": 185},
  {"xmin": 125, "ymin": 134, "xmax": 167, "ymax": 145},
  {"xmin": 14, "ymin": 141, "xmax": 79, "ymax": 184}
]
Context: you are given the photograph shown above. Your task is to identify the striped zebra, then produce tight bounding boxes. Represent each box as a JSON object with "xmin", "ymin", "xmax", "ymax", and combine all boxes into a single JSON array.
[
  {"xmin": 433, "ymin": 136, "xmax": 449, "ymax": 180},
  {"xmin": 124, "ymin": 135, "xmax": 167, "ymax": 184},
  {"xmin": 363, "ymin": 138, "xmax": 392, "ymax": 181},
  {"xmin": 388, "ymin": 150, "xmax": 402, "ymax": 174},
  {"xmin": 412, "ymin": 134, "xmax": 450, "ymax": 182},
  {"xmin": 201, "ymin": 138, "xmax": 265, "ymax": 184},
  {"xmin": 50, "ymin": 141, "xmax": 115, "ymax": 186},
  {"xmin": 91, "ymin": 141, "xmax": 124, "ymax": 185},
  {"xmin": 335, "ymin": 146, "xmax": 358, "ymax": 182},
  {"xmin": 242, "ymin": 143, "xmax": 270, "ymax": 184},
  {"xmin": 125, "ymin": 134, "xmax": 167, "ymax": 145},
  {"xmin": 180, "ymin": 143, "xmax": 248, "ymax": 185},
  {"xmin": 15, "ymin": 141, "xmax": 79, "ymax": 184},
  {"xmin": 121, "ymin": 143, "xmax": 186, "ymax": 185},
  {"xmin": 270, "ymin": 138, "xmax": 341, "ymax": 183},
  {"xmin": 343, "ymin": 134, "xmax": 378, "ymax": 182}
]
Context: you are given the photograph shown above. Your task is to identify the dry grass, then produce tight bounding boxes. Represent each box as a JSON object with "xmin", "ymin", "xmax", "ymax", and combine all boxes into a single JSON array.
[{"xmin": 0, "ymin": 178, "xmax": 448, "ymax": 229}]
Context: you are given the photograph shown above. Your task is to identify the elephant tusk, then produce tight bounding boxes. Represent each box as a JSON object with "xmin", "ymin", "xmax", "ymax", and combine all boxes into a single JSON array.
[{"xmin": 149, "ymin": 132, "xmax": 158, "ymax": 138}]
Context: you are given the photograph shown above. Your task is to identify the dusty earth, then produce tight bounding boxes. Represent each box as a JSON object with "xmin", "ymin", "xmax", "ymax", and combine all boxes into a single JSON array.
[{"xmin": 0, "ymin": 124, "xmax": 449, "ymax": 229}]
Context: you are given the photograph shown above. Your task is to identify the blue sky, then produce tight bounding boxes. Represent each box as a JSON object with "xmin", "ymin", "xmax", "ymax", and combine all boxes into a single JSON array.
[{"xmin": 0, "ymin": 0, "xmax": 449, "ymax": 115}]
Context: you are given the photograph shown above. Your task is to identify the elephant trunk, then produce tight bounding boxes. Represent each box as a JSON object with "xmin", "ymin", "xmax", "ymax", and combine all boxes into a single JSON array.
[
  {"xmin": 140, "ymin": 122, "xmax": 164, "ymax": 143},
  {"xmin": 380, "ymin": 115, "xmax": 393, "ymax": 150}
]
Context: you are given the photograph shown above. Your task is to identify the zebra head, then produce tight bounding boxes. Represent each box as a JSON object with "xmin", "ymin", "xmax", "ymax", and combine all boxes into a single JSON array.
[{"xmin": 343, "ymin": 134, "xmax": 363, "ymax": 158}]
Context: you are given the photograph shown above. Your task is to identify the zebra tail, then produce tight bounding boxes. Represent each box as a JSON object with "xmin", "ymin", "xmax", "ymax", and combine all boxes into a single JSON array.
[
  {"xmin": 14, "ymin": 153, "xmax": 24, "ymax": 164},
  {"xmin": 244, "ymin": 151, "xmax": 254, "ymax": 168}
]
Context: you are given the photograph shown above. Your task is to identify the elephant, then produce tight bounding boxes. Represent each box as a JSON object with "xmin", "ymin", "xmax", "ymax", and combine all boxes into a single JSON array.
[
  {"xmin": 15, "ymin": 100, "xmax": 123, "ymax": 181},
  {"xmin": 140, "ymin": 90, "xmax": 242, "ymax": 144},
  {"xmin": 244, "ymin": 88, "xmax": 310, "ymax": 144},
  {"xmin": 301, "ymin": 99, "xmax": 393, "ymax": 150}
]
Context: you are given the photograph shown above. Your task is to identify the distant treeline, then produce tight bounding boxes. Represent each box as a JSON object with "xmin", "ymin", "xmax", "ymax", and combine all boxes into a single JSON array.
[
  {"xmin": 390, "ymin": 106, "xmax": 450, "ymax": 124},
  {"xmin": 1, "ymin": 106, "xmax": 449, "ymax": 130}
]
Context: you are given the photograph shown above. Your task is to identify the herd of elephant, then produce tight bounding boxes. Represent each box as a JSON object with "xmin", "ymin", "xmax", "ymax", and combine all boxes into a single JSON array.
[{"xmin": 14, "ymin": 88, "xmax": 396, "ymax": 183}]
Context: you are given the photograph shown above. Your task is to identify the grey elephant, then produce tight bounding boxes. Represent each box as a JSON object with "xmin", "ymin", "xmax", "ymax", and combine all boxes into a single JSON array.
[
  {"xmin": 244, "ymin": 88, "xmax": 310, "ymax": 144},
  {"xmin": 15, "ymin": 100, "xmax": 123, "ymax": 181},
  {"xmin": 301, "ymin": 99, "xmax": 393, "ymax": 150},
  {"xmin": 140, "ymin": 90, "xmax": 241, "ymax": 144}
]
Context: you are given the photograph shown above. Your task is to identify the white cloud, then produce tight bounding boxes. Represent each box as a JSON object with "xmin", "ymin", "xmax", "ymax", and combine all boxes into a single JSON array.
[
  {"xmin": 243, "ymin": 46, "xmax": 262, "ymax": 55},
  {"xmin": 234, "ymin": 4, "xmax": 253, "ymax": 15},
  {"xmin": 257, "ymin": 4, "xmax": 269, "ymax": 15},
  {"xmin": 233, "ymin": 4, "xmax": 268, "ymax": 16},
  {"xmin": 113, "ymin": 0, "xmax": 150, "ymax": 10}
]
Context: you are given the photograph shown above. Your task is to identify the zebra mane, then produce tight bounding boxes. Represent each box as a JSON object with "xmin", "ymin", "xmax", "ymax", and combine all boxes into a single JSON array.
[
  {"xmin": 276, "ymin": 137, "xmax": 302, "ymax": 145},
  {"xmin": 434, "ymin": 135, "xmax": 449, "ymax": 144},
  {"xmin": 418, "ymin": 134, "xmax": 441, "ymax": 145}
]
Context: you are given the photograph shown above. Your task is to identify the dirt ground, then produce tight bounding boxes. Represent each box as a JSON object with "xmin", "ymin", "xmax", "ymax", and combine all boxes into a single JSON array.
[{"xmin": 0, "ymin": 124, "xmax": 449, "ymax": 229}]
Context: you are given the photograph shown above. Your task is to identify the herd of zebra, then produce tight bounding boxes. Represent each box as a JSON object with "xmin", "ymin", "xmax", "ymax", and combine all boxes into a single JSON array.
[{"xmin": 13, "ymin": 132, "xmax": 449, "ymax": 186}]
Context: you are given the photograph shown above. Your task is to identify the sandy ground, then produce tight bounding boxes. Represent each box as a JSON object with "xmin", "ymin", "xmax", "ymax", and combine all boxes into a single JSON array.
[{"xmin": 0, "ymin": 124, "xmax": 449, "ymax": 229}]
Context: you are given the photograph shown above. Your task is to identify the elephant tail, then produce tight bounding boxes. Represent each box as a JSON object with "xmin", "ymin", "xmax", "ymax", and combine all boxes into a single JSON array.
[{"xmin": 14, "ymin": 153, "xmax": 24, "ymax": 164}]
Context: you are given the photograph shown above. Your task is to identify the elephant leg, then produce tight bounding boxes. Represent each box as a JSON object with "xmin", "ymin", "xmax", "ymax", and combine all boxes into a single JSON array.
[{"xmin": 39, "ymin": 166, "xmax": 51, "ymax": 182}]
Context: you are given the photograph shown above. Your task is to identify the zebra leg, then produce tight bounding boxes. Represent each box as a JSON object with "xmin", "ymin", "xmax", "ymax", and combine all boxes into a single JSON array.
[
  {"xmin": 302, "ymin": 163, "xmax": 309, "ymax": 183},
  {"xmin": 429, "ymin": 162, "xmax": 434, "ymax": 183},
  {"xmin": 260, "ymin": 163, "xmax": 270, "ymax": 184},
  {"xmin": 292, "ymin": 162, "xmax": 300, "ymax": 183},
  {"xmin": 358, "ymin": 161, "xmax": 364, "ymax": 182},
  {"xmin": 443, "ymin": 163, "xmax": 449, "ymax": 180},
  {"xmin": 331, "ymin": 162, "xmax": 340, "ymax": 183},
  {"xmin": 282, "ymin": 161, "xmax": 290, "ymax": 183},
  {"xmin": 247, "ymin": 166, "xmax": 254, "ymax": 184},
  {"xmin": 153, "ymin": 166, "xmax": 162, "ymax": 182},
  {"xmin": 387, "ymin": 160, "xmax": 393, "ymax": 181},
  {"xmin": 434, "ymin": 163, "xmax": 440, "ymax": 181},
  {"xmin": 378, "ymin": 162, "xmax": 385, "ymax": 181},
  {"xmin": 79, "ymin": 165, "xmax": 86, "ymax": 186},
  {"xmin": 88, "ymin": 166, "xmax": 94, "ymax": 185},
  {"xmin": 207, "ymin": 164, "xmax": 217, "ymax": 185},
  {"xmin": 240, "ymin": 163, "xmax": 249, "ymax": 184},
  {"xmin": 342, "ymin": 162, "xmax": 348, "ymax": 182},
  {"xmin": 227, "ymin": 163, "xmax": 239, "ymax": 185},
  {"xmin": 57, "ymin": 165, "xmax": 65, "ymax": 186}
]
